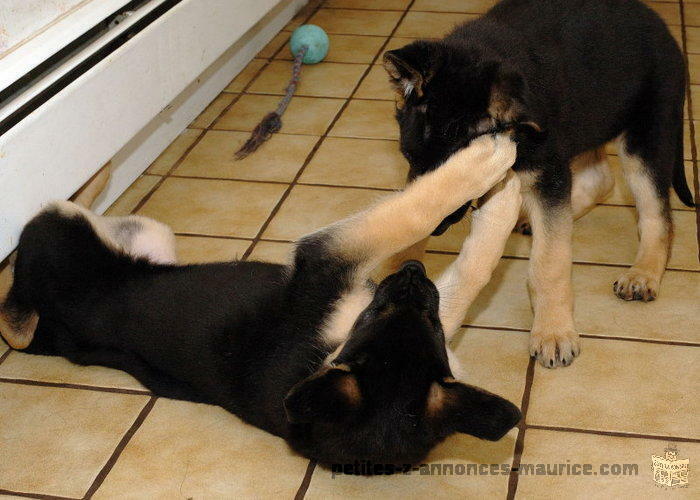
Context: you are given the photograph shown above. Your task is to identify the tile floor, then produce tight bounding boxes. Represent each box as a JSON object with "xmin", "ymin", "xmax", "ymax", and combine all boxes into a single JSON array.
[{"xmin": 1, "ymin": 0, "xmax": 699, "ymax": 498}]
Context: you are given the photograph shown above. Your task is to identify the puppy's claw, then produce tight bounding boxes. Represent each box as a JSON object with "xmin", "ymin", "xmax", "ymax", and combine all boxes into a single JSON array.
[
  {"xmin": 529, "ymin": 328, "xmax": 580, "ymax": 368},
  {"xmin": 613, "ymin": 269, "xmax": 659, "ymax": 302}
]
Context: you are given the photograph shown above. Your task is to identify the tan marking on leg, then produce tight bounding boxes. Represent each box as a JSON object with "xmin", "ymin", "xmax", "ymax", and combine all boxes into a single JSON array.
[
  {"xmin": 52, "ymin": 201, "xmax": 177, "ymax": 264},
  {"xmin": 0, "ymin": 307, "xmax": 38, "ymax": 349},
  {"xmin": 614, "ymin": 149, "xmax": 671, "ymax": 301},
  {"xmin": 435, "ymin": 172, "xmax": 522, "ymax": 340},
  {"xmin": 526, "ymin": 194, "xmax": 580, "ymax": 368},
  {"xmin": 570, "ymin": 147, "xmax": 614, "ymax": 220},
  {"xmin": 72, "ymin": 162, "xmax": 111, "ymax": 209}
]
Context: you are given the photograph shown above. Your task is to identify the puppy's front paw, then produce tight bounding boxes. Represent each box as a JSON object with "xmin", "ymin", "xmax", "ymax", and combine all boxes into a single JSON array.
[
  {"xmin": 613, "ymin": 269, "xmax": 659, "ymax": 302},
  {"xmin": 529, "ymin": 328, "xmax": 580, "ymax": 368}
]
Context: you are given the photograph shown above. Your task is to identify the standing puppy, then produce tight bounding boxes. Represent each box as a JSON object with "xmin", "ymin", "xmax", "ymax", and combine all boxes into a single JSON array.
[{"xmin": 383, "ymin": 0, "xmax": 695, "ymax": 368}]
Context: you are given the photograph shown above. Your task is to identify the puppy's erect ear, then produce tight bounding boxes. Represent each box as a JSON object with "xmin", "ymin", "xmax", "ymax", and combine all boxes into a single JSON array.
[
  {"xmin": 383, "ymin": 41, "xmax": 444, "ymax": 103},
  {"xmin": 489, "ymin": 69, "xmax": 543, "ymax": 133},
  {"xmin": 284, "ymin": 365, "xmax": 362, "ymax": 424},
  {"xmin": 427, "ymin": 379, "xmax": 521, "ymax": 441}
]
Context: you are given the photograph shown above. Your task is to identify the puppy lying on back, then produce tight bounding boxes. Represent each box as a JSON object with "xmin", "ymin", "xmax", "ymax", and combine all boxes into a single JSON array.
[{"xmin": 0, "ymin": 135, "xmax": 521, "ymax": 467}]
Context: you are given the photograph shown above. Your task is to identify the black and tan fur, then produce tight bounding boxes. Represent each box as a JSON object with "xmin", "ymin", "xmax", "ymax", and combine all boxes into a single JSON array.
[
  {"xmin": 383, "ymin": 0, "xmax": 695, "ymax": 368},
  {"xmin": 0, "ymin": 135, "xmax": 522, "ymax": 467}
]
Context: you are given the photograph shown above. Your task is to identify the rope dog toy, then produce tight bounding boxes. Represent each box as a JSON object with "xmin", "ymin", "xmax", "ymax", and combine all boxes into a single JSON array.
[{"xmin": 235, "ymin": 25, "xmax": 330, "ymax": 159}]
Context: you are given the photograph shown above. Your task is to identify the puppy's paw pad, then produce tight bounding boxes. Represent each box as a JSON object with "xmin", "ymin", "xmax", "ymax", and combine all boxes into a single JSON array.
[
  {"xmin": 529, "ymin": 329, "xmax": 580, "ymax": 368},
  {"xmin": 613, "ymin": 270, "xmax": 659, "ymax": 302}
]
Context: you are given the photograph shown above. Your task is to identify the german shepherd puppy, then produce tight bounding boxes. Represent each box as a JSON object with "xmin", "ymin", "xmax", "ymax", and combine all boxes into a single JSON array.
[
  {"xmin": 383, "ymin": 0, "xmax": 695, "ymax": 368},
  {"xmin": 0, "ymin": 135, "xmax": 522, "ymax": 466}
]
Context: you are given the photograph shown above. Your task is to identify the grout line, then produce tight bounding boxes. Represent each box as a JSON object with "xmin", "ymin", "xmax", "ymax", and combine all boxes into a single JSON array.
[
  {"xmin": 0, "ymin": 489, "xmax": 78, "ymax": 500},
  {"xmin": 680, "ymin": 1, "xmax": 700, "ymax": 261},
  {"xmin": 293, "ymin": 460, "xmax": 317, "ymax": 500},
  {"xmin": 241, "ymin": 1, "xmax": 417, "ymax": 261},
  {"xmin": 0, "ymin": 377, "xmax": 153, "ymax": 395},
  {"xmin": 525, "ymin": 424, "xmax": 700, "ymax": 444},
  {"xmin": 578, "ymin": 333, "xmax": 700, "ymax": 347},
  {"xmin": 174, "ymin": 232, "xmax": 254, "ymax": 241},
  {"xmin": 82, "ymin": 396, "xmax": 158, "ymax": 499},
  {"xmin": 459, "ymin": 324, "xmax": 700, "ymax": 347},
  {"xmin": 425, "ymin": 250, "xmax": 700, "ymax": 273},
  {"xmin": 506, "ymin": 357, "xmax": 535, "ymax": 500},
  {"xmin": 0, "ymin": 348, "xmax": 11, "ymax": 368}
]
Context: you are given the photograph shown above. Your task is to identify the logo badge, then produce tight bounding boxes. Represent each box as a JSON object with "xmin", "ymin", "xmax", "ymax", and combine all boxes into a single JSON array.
[{"xmin": 651, "ymin": 444, "xmax": 689, "ymax": 488}]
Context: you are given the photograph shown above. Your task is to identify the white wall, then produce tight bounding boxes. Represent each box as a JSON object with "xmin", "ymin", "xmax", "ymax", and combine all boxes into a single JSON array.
[{"xmin": 1, "ymin": 0, "xmax": 94, "ymax": 55}]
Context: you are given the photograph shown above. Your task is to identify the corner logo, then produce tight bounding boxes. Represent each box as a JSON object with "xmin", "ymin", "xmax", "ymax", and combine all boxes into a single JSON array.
[{"xmin": 651, "ymin": 444, "xmax": 689, "ymax": 489}]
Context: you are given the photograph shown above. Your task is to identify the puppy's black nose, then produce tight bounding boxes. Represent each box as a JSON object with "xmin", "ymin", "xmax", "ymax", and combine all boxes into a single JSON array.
[{"xmin": 400, "ymin": 260, "xmax": 426, "ymax": 275}]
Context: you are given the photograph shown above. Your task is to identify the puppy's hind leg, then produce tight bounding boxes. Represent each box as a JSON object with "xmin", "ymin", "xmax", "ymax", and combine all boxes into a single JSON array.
[{"xmin": 613, "ymin": 73, "xmax": 684, "ymax": 301}]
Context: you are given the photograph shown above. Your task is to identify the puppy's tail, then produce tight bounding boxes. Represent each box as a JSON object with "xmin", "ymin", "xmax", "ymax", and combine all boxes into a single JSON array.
[{"xmin": 673, "ymin": 132, "xmax": 695, "ymax": 207}]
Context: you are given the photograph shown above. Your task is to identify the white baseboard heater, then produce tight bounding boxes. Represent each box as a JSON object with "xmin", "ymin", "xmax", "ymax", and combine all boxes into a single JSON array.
[{"xmin": 0, "ymin": 0, "xmax": 306, "ymax": 261}]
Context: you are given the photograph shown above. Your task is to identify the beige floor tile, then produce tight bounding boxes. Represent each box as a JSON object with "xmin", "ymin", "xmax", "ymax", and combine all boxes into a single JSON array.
[
  {"xmin": 175, "ymin": 236, "xmax": 250, "ymax": 264},
  {"xmin": 257, "ymin": 32, "xmax": 289, "ymax": 59},
  {"xmin": 528, "ymin": 338, "xmax": 699, "ymax": 438},
  {"xmin": 355, "ymin": 64, "xmax": 395, "ymax": 100},
  {"xmin": 263, "ymin": 185, "xmax": 383, "ymax": 240},
  {"xmin": 689, "ymin": 54, "xmax": 700, "ymax": 85},
  {"xmin": 308, "ymin": 8, "xmax": 403, "ymax": 36},
  {"xmin": 250, "ymin": 61, "xmax": 368, "ymax": 98},
  {"xmin": 0, "ymin": 260, "xmax": 12, "ymax": 302},
  {"xmin": 248, "ymin": 241, "xmax": 295, "ymax": 264},
  {"xmin": 668, "ymin": 24, "xmax": 683, "ymax": 50},
  {"xmin": 0, "ymin": 383, "xmax": 148, "ymax": 498},
  {"xmin": 93, "ymin": 398, "xmax": 309, "ymax": 499},
  {"xmin": 384, "ymin": 36, "xmax": 424, "ymax": 53},
  {"xmin": 412, "ymin": 0, "xmax": 497, "ymax": 13},
  {"xmin": 516, "ymin": 430, "xmax": 700, "ymax": 500},
  {"xmin": 324, "ymin": 0, "xmax": 410, "ymax": 9},
  {"xmin": 644, "ymin": 1, "xmax": 680, "ymax": 25},
  {"xmin": 300, "ymin": 137, "xmax": 407, "ymax": 189},
  {"xmin": 685, "ymin": 3, "xmax": 700, "ymax": 26},
  {"xmin": 691, "ymin": 85, "xmax": 700, "ymax": 118},
  {"xmin": 329, "ymin": 99, "xmax": 399, "ymax": 139},
  {"xmin": 571, "ymin": 207, "xmax": 698, "ymax": 270},
  {"xmin": 0, "ymin": 352, "xmax": 145, "ymax": 390},
  {"xmin": 137, "ymin": 177, "xmax": 286, "ymax": 238},
  {"xmin": 215, "ymin": 94, "xmax": 344, "ymax": 135},
  {"xmin": 688, "ymin": 27, "xmax": 700, "ymax": 54},
  {"xmin": 428, "ymin": 206, "xmax": 699, "ymax": 270},
  {"xmin": 277, "ymin": 34, "xmax": 387, "ymax": 64},
  {"xmin": 395, "ymin": 12, "xmax": 478, "ymax": 38},
  {"xmin": 0, "ymin": 337, "xmax": 8, "ymax": 356},
  {"xmin": 451, "ymin": 327, "xmax": 530, "ymax": 405},
  {"xmin": 174, "ymin": 130, "xmax": 317, "ymax": 182},
  {"xmin": 189, "ymin": 93, "xmax": 237, "ymax": 129},
  {"xmin": 225, "ymin": 59, "xmax": 267, "ymax": 92},
  {"xmin": 422, "ymin": 255, "xmax": 700, "ymax": 343},
  {"xmin": 105, "ymin": 175, "xmax": 160, "ymax": 216},
  {"xmin": 307, "ymin": 428, "xmax": 518, "ymax": 499},
  {"xmin": 147, "ymin": 129, "xmax": 202, "ymax": 175},
  {"xmin": 606, "ymin": 156, "xmax": 695, "ymax": 211}
]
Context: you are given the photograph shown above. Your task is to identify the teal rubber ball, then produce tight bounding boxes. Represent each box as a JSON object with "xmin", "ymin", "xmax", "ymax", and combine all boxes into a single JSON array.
[{"xmin": 290, "ymin": 24, "xmax": 329, "ymax": 64}]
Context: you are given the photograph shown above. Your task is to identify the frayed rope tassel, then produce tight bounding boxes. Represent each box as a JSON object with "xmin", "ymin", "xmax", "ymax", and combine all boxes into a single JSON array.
[{"xmin": 235, "ymin": 45, "xmax": 308, "ymax": 160}]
